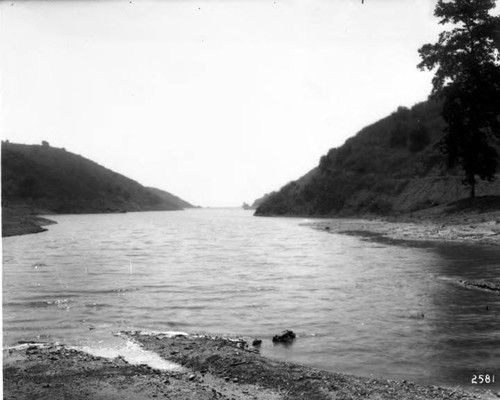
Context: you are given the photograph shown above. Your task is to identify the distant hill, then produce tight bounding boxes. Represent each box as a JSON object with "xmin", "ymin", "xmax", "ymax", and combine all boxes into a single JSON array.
[
  {"xmin": 146, "ymin": 187, "xmax": 195, "ymax": 209},
  {"xmin": 255, "ymin": 100, "xmax": 500, "ymax": 217},
  {"xmin": 1, "ymin": 142, "xmax": 191, "ymax": 214},
  {"xmin": 240, "ymin": 193, "xmax": 273, "ymax": 210}
]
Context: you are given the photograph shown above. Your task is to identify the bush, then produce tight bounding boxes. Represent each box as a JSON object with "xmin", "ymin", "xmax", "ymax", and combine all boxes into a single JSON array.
[
  {"xmin": 408, "ymin": 124, "xmax": 430, "ymax": 153},
  {"xmin": 389, "ymin": 122, "xmax": 408, "ymax": 148}
]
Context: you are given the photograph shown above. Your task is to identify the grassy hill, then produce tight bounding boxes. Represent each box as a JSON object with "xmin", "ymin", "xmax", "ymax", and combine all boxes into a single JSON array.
[
  {"xmin": 1, "ymin": 142, "xmax": 191, "ymax": 215},
  {"xmin": 255, "ymin": 99, "xmax": 500, "ymax": 217}
]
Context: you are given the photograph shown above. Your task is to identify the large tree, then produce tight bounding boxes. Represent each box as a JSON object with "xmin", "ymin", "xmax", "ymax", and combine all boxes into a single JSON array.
[{"xmin": 418, "ymin": 0, "xmax": 500, "ymax": 198}]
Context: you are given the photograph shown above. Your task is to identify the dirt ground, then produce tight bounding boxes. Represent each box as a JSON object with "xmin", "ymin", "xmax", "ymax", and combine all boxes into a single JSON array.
[{"xmin": 4, "ymin": 333, "xmax": 499, "ymax": 400}]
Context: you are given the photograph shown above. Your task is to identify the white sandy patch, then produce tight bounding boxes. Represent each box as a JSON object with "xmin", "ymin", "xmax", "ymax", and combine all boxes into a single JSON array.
[{"xmin": 75, "ymin": 339, "xmax": 184, "ymax": 371}]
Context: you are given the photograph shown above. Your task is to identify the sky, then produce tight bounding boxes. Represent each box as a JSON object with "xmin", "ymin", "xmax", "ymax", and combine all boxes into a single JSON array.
[{"xmin": 0, "ymin": 0, "xmax": 442, "ymax": 207}]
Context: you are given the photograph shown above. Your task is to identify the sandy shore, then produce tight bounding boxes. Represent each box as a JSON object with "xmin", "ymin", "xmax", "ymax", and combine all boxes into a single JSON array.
[
  {"xmin": 4, "ymin": 333, "xmax": 498, "ymax": 400},
  {"xmin": 311, "ymin": 208, "xmax": 500, "ymax": 247}
]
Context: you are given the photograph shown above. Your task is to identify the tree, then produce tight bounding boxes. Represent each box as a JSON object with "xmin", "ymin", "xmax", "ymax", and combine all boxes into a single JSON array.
[
  {"xmin": 19, "ymin": 176, "xmax": 39, "ymax": 198},
  {"xmin": 418, "ymin": 0, "xmax": 500, "ymax": 198},
  {"xmin": 408, "ymin": 124, "xmax": 431, "ymax": 153}
]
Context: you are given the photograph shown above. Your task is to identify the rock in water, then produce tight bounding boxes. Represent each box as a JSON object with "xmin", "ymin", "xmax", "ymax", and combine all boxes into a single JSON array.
[
  {"xmin": 272, "ymin": 330, "xmax": 296, "ymax": 343},
  {"xmin": 252, "ymin": 339, "xmax": 262, "ymax": 347}
]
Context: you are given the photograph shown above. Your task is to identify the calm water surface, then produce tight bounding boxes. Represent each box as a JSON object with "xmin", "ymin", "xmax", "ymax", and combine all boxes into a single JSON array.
[{"xmin": 3, "ymin": 209, "xmax": 500, "ymax": 388}]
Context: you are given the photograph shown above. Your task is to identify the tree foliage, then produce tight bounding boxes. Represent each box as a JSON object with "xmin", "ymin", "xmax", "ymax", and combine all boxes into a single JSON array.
[{"xmin": 418, "ymin": 0, "xmax": 500, "ymax": 197}]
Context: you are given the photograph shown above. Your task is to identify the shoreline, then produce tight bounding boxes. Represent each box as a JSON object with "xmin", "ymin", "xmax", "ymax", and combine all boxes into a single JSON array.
[
  {"xmin": 1, "ymin": 209, "xmax": 57, "ymax": 238},
  {"xmin": 4, "ymin": 332, "xmax": 498, "ymax": 400},
  {"xmin": 4, "ymin": 200, "xmax": 500, "ymax": 245},
  {"xmin": 310, "ymin": 211, "xmax": 500, "ymax": 247}
]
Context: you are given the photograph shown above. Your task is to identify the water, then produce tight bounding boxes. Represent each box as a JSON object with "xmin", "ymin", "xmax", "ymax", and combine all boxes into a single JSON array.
[{"xmin": 3, "ymin": 209, "xmax": 500, "ymax": 389}]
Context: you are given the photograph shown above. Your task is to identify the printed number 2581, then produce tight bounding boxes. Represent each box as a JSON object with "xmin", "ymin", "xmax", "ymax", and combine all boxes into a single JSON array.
[{"xmin": 472, "ymin": 375, "xmax": 495, "ymax": 384}]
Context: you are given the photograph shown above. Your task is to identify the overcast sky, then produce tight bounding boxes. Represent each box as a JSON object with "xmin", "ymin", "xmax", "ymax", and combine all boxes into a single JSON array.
[{"xmin": 1, "ymin": 0, "xmax": 441, "ymax": 207}]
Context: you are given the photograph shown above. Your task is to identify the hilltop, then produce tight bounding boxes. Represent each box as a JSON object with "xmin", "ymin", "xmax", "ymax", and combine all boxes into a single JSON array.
[
  {"xmin": 1, "ymin": 142, "xmax": 193, "ymax": 236},
  {"xmin": 255, "ymin": 99, "xmax": 500, "ymax": 217}
]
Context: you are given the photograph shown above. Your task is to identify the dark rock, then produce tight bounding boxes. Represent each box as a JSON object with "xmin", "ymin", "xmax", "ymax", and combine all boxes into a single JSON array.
[
  {"xmin": 272, "ymin": 330, "xmax": 296, "ymax": 343},
  {"xmin": 236, "ymin": 341, "xmax": 247, "ymax": 349},
  {"xmin": 252, "ymin": 339, "xmax": 262, "ymax": 347}
]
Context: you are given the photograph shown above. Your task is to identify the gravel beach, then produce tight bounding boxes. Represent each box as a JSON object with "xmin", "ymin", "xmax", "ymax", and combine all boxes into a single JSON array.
[
  {"xmin": 311, "ymin": 207, "xmax": 500, "ymax": 247},
  {"xmin": 4, "ymin": 333, "xmax": 497, "ymax": 400}
]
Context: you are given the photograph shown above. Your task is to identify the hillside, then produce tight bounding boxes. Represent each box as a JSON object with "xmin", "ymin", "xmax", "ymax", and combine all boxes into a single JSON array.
[
  {"xmin": 255, "ymin": 100, "xmax": 500, "ymax": 217},
  {"xmin": 250, "ymin": 193, "xmax": 273, "ymax": 209},
  {"xmin": 146, "ymin": 187, "xmax": 195, "ymax": 209},
  {"xmin": 1, "ymin": 142, "xmax": 191, "ymax": 215}
]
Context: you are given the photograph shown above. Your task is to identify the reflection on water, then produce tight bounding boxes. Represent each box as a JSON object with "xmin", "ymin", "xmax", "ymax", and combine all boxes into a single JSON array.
[{"xmin": 3, "ymin": 209, "xmax": 500, "ymax": 389}]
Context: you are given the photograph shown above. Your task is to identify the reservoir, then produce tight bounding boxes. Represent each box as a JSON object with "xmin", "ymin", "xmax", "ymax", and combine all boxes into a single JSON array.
[{"xmin": 3, "ymin": 208, "xmax": 500, "ymax": 389}]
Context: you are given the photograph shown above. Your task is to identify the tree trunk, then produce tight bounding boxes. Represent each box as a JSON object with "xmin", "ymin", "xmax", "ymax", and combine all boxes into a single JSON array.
[{"xmin": 470, "ymin": 179, "xmax": 476, "ymax": 198}]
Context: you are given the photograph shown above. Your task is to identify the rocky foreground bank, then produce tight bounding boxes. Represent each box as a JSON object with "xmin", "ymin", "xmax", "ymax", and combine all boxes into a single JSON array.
[{"xmin": 3, "ymin": 333, "xmax": 498, "ymax": 400}]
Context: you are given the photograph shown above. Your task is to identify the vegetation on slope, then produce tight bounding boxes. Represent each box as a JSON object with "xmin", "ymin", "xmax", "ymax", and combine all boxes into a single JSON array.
[
  {"xmin": 257, "ymin": 1, "xmax": 500, "ymax": 218},
  {"xmin": 417, "ymin": 0, "xmax": 500, "ymax": 198},
  {"xmin": 1, "ymin": 142, "xmax": 190, "ymax": 214},
  {"xmin": 255, "ymin": 100, "xmax": 500, "ymax": 217},
  {"xmin": 251, "ymin": 193, "xmax": 273, "ymax": 209},
  {"xmin": 146, "ymin": 187, "xmax": 195, "ymax": 209}
]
